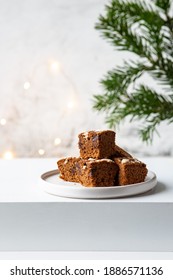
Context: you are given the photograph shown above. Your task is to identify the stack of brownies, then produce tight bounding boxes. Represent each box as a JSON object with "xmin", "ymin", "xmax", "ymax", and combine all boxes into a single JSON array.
[{"xmin": 57, "ymin": 130, "xmax": 148, "ymax": 187}]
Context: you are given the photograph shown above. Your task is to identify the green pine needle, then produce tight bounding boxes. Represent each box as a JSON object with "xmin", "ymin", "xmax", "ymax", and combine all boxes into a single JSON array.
[{"xmin": 93, "ymin": 0, "xmax": 173, "ymax": 142}]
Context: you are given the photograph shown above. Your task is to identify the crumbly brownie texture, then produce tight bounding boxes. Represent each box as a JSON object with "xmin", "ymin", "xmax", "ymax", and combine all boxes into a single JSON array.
[
  {"xmin": 57, "ymin": 157, "xmax": 82, "ymax": 183},
  {"xmin": 78, "ymin": 159, "xmax": 119, "ymax": 187},
  {"xmin": 113, "ymin": 158, "xmax": 148, "ymax": 186},
  {"xmin": 113, "ymin": 144, "xmax": 133, "ymax": 158},
  {"xmin": 78, "ymin": 130, "xmax": 115, "ymax": 159},
  {"xmin": 57, "ymin": 130, "xmax": 148, "ymax": 187}
]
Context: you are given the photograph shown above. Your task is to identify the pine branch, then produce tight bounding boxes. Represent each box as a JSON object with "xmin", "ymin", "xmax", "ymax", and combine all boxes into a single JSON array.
[
  {"xmin": 95, "ymin": 84, "xmax": 173, "ymax": 142},
  {"xmin": 96, "ymin": 0, "xmax": 164, "ymax": 63},
  {"xmin": 155, "ymin": 0, "xmax": 170, "ymax": 11},
  {"xmin": 93, "ymin": 61, "xmax": 145, "ymax": 112},
  {"xmin": 93, "ymin": 0, "xmax": 173, "ymax": 142}
]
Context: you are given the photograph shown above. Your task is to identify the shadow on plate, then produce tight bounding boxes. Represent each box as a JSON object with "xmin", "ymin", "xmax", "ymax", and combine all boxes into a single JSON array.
[{"xmin": 86, "ymin": 181, "xmax": 166, "ymax": 200}]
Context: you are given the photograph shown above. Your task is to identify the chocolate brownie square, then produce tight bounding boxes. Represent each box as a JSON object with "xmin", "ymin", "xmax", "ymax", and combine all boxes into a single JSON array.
[
  {"xmin": 78, "ymin": 158, "xmax": 118, "ymax": 187},
  {"xmin": 113, "ymin": 144, "xmax": 133, "ymax": 158},
  {"xmin": 78, "ymin": 130, "xmax": 115, "ymax": 159},
  {"xmin": 57, "ymin": 157, "xmax": 82, "ymax": 183},
  {"xmin": 113, "ymin": 158, "xmax": 148, "ymax": 185}
]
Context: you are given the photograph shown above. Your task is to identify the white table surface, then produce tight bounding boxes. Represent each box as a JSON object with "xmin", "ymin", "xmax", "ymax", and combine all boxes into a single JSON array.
[
  {"xmin": 0, "ymin": 157, "xmax": 172, "ymax": 202},
  {"xmin": 0, "ymin": 157, "xmax": 173, "ymax": 258}
]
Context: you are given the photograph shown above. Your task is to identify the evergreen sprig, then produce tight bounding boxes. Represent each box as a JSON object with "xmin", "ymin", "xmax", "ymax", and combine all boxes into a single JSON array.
[{"xmin": 93, "ymin": 0, "xmax": 173, "ymax": 142}]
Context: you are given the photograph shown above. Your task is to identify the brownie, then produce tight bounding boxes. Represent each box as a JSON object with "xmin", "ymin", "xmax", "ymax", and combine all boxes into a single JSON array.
[
  {"xmin": 113, "ymin": 158, "xmax": 148, "ymax": 186},
  {"xmin": 78, "ymin": 130, "xmax": 116, "ymax": 159},
  {"xmin": 113, "ymin": 144, "xmax": 133, "ymax": 158},
  {"xmin": 57, "ymin": 157, "xmax": 82, "ymax": 183},
  {"xmin": 57, "ymin": 129, "xmax": 148, "ymax": 188},
  {"xmin": 78, "ymin": 158, "xmax": 118, "ymax": 187}
]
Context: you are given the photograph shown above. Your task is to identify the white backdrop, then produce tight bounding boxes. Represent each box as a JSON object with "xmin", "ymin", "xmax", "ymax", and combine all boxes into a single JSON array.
[{"xmin": 0, "ymin": 0, "xmax": 173, "ymax": 158}]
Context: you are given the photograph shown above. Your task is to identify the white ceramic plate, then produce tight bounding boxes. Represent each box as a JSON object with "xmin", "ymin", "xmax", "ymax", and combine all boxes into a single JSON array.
[{"xmin": 39, "ymin": 169, "xmax": 157, "ymax": 199}]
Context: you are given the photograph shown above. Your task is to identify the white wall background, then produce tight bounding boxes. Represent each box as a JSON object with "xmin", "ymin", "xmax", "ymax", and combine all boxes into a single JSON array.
[{"xmin": 0, "ymin": 0, "xmax": 173, "ymax": 158}]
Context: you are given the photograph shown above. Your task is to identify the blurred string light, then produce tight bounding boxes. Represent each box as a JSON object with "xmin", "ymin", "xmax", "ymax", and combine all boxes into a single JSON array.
[
  {"xmin": 54, "ymin": 137, "xmax": 61, "ymax": 146},
  {"xmin": 49, "ymin": 61, "xmax": 61, "ymax": 73},
  {"xmin": 67, "ymin": 100, "xmax": 75, "ymax": 109},
  {"xmin": 23, "ymin": 81, "xmax": 31, "ymax": 90},
  {"xmin": 38, "ymin": 149, "xmax": 45, "ymax": 156},
  {"xmin": 49, "ymin": 59, "xmax": 79, "ymax": 111},
  {"xmin": 1, "ymin": 59, "xmax": 79, "ymax": 158},
  {"xmin": 0, "ymin": 118, "xmax": 6, "ymax": 125},
  {"xmin": 3, "ymin": 151, "xmax": 14, "ymax": 160}
]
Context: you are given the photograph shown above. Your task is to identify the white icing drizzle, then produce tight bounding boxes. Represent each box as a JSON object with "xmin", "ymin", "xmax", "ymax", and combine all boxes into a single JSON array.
[
  {"xmin": 64, "ymin": 158, "xmax": 69, "ymax": 164},
  {"xmin": 133, "ymin": 158, "xmax": 140, "ymax": 163},
  {"xmin": 121, "ymin": 159, "xmax": 130, "ymax": 164},
  {"xmin": 121, "ymin": 158, "xmax": 141, "ymax": 164},
  {"xmin": 88, "ymin": 158, "xmax": 113, "ymax": 163},
  {"xmin": 81, "ymin": 130, "xmax": 114, "ymax": 137},
  {"xmin": 82, "ymin": 132, "xmax": 89, "ymax": 139},
  {"xmin": 97, "ymin": 159, "xmax": 114, "ymax": 163}
]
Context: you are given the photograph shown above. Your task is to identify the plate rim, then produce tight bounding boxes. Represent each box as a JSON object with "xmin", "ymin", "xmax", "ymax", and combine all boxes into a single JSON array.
[{"xmin": 39, "ymin": 169, "xmax": 157, "ymax": 199}]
